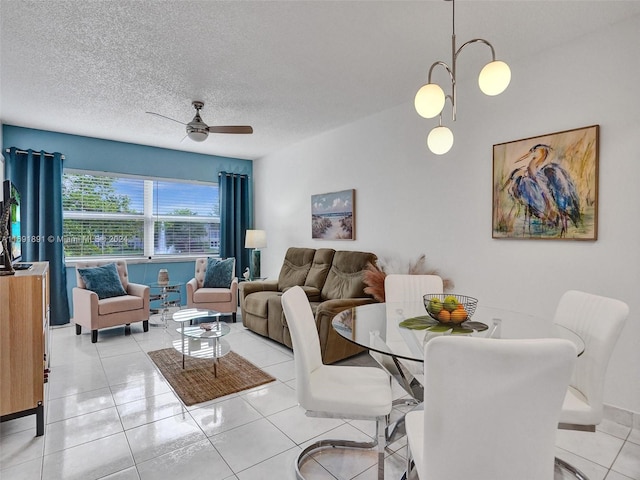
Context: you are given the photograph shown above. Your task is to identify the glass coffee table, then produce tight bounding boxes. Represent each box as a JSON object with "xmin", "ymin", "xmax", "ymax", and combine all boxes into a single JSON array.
[{"xmin": 172, "ymin": 308, "xmax": 231, "ymax": 375}]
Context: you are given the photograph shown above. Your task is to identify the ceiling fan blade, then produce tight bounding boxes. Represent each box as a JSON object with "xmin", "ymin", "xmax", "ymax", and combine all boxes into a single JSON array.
[
  {"xmin": 145, "ymin": 111, "xmax": 186, "ymax": 125},
  {"xmin": 207, "ymin": 125, "xmax": 254, "ymax": 134}
]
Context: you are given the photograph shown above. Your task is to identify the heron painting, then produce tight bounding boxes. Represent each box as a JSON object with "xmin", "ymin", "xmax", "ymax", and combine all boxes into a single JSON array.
[{"xmin": 492, "ymin": 125, "xmax": 599, "ymax": 240}]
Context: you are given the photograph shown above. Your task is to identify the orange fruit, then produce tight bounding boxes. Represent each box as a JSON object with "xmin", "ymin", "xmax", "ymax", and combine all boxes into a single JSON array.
[
  {"xmin": 450, "ymin": 308, "xmax": 468, "ymax": 324},
  {"xmin": 438, "ymin": 310, "xmax": 451, "ymax": 323},
  {"xmin": 456, "ymin": 303, "xmax": 464, "ymax": 310}
]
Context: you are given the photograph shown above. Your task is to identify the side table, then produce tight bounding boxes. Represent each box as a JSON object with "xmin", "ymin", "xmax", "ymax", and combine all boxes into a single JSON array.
[{"xmin": 149, "ymin": 282, "xmax": 183, "ymax": 327}]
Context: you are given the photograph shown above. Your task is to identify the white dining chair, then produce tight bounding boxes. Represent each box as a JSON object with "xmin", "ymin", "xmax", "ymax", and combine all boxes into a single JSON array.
[
  {"xmin": 405, "ymin": 335, "xmax": 576, "ymax": 480},
  {"xmin": 378, "ymin": 274, "xmax": 443, "ymax": 392},
  {"xmin": 281, "ymin": 286, "xmax": 393, "ymax": 480},
  {"xmin": 384, "ymin": 274, "xmax": 444, "ymax": 318},
  {"xmin": 554, "ymin": 290, "xmax": 629, "ymax": 431}
]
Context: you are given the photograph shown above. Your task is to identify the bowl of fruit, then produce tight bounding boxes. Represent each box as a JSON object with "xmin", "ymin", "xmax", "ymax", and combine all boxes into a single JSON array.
[{"xmin": 423, "ymin": 294, "xmax": 478, "ymax": 324}]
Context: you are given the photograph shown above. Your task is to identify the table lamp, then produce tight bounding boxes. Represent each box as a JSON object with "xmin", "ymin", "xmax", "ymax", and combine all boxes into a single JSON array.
[{"xmin": 245, "ymin": 229, "xmax": 266, "ymax": 280}]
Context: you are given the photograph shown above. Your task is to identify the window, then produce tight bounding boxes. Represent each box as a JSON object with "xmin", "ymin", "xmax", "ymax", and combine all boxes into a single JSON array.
[{"xmin": 62, "ymin": 171, "xmax": 220, "ymax": 259}]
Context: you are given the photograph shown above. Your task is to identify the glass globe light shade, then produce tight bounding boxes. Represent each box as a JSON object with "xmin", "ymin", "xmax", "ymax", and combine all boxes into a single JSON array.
[
  {"xmin": 414, "ymin": 83, "xmax": 446, "ymax": 118},
  {"xmin": 187, "ymin": 128, "xmax": 208, "ymax": 142},
  {"xmin": 427, "ymin": 126, "xmax": 454, "ymax": 155},
  {"xmin": 478, "ymin": 60, "xmax": 511, "ymax": 96}
]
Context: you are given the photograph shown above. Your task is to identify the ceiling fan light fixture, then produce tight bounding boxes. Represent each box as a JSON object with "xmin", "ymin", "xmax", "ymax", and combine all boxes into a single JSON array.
[
  {"xmin": 186, "ymin": 126, "xmax": 208, "ymax": 142},
  {"xmin": 146, "ymin": 100, "xmax": 254, "ymax": 142}
]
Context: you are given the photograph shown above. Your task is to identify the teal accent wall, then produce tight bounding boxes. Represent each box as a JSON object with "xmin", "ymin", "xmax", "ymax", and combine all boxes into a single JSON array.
[
  {"xmin": 2, "ymin": 125, "xmax": 253, "ymax": 180},
  {"xmin": 2, "ymin": 125, "xmax": 253, "ymax": 318}
]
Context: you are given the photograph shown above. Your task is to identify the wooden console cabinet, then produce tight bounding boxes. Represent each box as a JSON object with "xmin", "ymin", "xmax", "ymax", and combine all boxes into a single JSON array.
[{"xmin": 0, "ymin": 262, "xmax": 50, "ymax": 436}]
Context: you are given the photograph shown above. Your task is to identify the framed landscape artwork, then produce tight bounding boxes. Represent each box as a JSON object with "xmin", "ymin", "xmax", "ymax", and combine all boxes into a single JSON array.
[
  {"xmin": 311, "ymin": 189, "xmax": 355, "ymax": 240},
  {"xmin": 492, "ymin": 125, "xmax": 599, "ymax": 240}
]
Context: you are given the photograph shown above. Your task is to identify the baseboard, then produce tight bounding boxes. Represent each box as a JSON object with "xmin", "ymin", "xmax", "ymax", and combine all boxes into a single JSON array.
[{"xmin": 603, "ymin": 403, "xmax": 640, "ymax": 429}]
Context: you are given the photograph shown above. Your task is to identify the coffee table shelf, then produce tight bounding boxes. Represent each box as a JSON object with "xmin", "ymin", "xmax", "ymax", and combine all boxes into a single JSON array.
[{"xmin": 172, "ymin": 308, "xmax": 231, "ymax": 374}]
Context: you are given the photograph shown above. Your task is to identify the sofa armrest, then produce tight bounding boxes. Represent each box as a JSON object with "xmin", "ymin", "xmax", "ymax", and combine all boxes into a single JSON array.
[
  {"xmin": 186, "ymin": 277, "xmax": 198, "ymax": 304},
  {"xmin": 317, "ymin": 297, "xmax": 377, "ymax": 313},
  {"xmin": 127, "ymin": 282, "xmax": 148, "ymax": 299},
  {"xmin": 315, "ymin": 297, "xmax": 378, "ymax": 364},
  {"xmin": 298, "ymin": 286, "xmax": 321, "ymax": 302},
  {"xmin": 72, "ymin": 287, "xmax": 99, "ymax": 327},
  {"xmin": 230, "ymin": 277, "xmax": 239, "ymax": 305},
  {"xmin": 240, "ymin": 279, "xmax": 279, "ymax": 295},
  {"xmin": 281, "ymin": 285, "xmax": 320, "ymax": 298},
  {"xmin": 127, "ymin": 282, "xmax": 150, "ymax": 313},
  {"xmin": 239, "ymin": 279, "xmax": 277, "ymax": 314}
]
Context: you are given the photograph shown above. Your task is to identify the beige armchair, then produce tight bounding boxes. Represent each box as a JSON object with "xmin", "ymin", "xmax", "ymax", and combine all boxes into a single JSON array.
[
  {"xmin": 186, "ymin": 257, "xmax": 238, "ymax": 322},
  {"xmin": 73, "ymin": 260, "xmax": 150, "ymax": 343}
]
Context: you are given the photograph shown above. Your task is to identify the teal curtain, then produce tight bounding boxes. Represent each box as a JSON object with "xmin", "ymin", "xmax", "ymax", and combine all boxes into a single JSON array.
[
  {"xmin": 219, "ymin": 172, "xmax": 250, "ymax": 276},
  {"xmin": 5, "ymin": 148, "xmax": 70, "ymax": 325}
]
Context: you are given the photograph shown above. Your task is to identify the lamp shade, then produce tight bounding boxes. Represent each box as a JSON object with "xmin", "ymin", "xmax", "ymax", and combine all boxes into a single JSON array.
[
  {"xmin": 478, "ymin": 60, "xmax": 511, "ymax": 96},
  {"xmin": 245, "ymin": 229, "xmax": 267, "ymax": 249},
  {"xmin": 415, "ymin": 83, "xmax": 446, "ymax": 119},
  {"xmin": 427, "ymin": 126, "xmax": 454, "ymax": 155}
]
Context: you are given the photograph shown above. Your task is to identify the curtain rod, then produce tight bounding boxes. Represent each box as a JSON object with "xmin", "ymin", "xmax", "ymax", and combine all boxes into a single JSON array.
[{"xmin": 4, "ymin": 148, "xmax": 65, "ymax": 159}]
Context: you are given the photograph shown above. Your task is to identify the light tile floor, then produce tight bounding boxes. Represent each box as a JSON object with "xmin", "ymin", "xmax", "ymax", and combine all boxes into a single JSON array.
[{"xmin": 1, "ymin": 310, "xmax": 638, "ymax": 480}]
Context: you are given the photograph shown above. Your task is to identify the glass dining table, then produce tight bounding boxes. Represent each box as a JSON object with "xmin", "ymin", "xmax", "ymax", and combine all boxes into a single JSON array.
[
  {"xmin": 332, "ymin": 302, "xmax": 587, "ymax": 480},
  {"xmin": 332, "ymin": 301, "xmax": 585, "ymax": 402}
]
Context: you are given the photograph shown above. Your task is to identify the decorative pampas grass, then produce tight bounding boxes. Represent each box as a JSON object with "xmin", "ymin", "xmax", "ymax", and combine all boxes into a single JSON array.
[
  {"xmin": 363, "ymin": 254, "xmax": 454, "ymax": 302},
  {"xmin": 363, "ymin": 262, "xmax": 387, "ymax": 302},
  {"xmin": 405, "ymin": 254, "xmax": 454, "ymax": 291}
]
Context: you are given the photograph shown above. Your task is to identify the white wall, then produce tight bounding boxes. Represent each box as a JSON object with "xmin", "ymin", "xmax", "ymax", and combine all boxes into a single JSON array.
[{"xmin": 255, "ymin": 14, "xmax": 640, "ymax": 415}]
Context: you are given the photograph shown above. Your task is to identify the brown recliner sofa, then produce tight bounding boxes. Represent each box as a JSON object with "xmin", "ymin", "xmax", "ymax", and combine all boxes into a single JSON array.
[{"xmin": 239, "ymin": 247, "xmax": 378, "ymax": 364}]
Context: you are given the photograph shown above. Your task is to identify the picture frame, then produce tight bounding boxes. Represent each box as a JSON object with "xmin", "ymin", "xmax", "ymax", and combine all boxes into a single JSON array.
[
  {"xmin": 311, "ymin": 189, "xmax": 355, "ymax": 240},
  {"xmin": 492, "ymin": 125, "xmax": 599, "ymax": 240}
]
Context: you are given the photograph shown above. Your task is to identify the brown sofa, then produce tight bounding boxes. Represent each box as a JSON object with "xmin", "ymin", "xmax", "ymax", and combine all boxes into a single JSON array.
[{"xmin": 239, "ymin": 247, "xmax": 378, "ymax": 364}]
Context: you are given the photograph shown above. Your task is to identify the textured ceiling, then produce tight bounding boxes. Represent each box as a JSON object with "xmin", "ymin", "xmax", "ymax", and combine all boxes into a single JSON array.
[{"xmin": 1, "ymin": 1, "xmax": 639, "ymax": 161}]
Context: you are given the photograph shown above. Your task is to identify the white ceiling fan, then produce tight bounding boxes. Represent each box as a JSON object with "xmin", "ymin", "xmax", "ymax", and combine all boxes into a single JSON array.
[{"xmin": 146, "ymin": 101, "xmax": 253, "ymax": 142}]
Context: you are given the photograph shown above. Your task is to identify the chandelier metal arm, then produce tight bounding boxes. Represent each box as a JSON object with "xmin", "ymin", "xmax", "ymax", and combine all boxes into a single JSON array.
[
  {"xmin": 427, "ymin": 61, "xmax": 455, "ymax": 85},
  {"xmin": 415, "ymin": 0, "xmax": 510, "ymax": 154},
  {"xmin": 455, "ymin": 38, "xmax": 497, "ymax": 63},
  {"xmin": 427, "ymin": 61, "xmax": 457, "ymax": 120}
]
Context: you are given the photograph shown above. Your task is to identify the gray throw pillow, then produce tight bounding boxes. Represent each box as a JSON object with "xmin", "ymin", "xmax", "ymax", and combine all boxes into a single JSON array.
[
  {"xmin": 203, "ymin": 258, "xmax": 234, "ymax": 288},
  {"xmin": 78, "ymin": 263, "xmax": 127, "ymax": 300}
]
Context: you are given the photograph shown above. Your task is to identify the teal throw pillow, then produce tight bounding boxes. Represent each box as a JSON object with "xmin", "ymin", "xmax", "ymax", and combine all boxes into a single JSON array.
[
  {"xmin": 203, "ymin": 258, "xmax": 234, "ymax": 288},
  {"xmin": 78, "ymin": 263, "xmax": 127, "ymax": 300}
]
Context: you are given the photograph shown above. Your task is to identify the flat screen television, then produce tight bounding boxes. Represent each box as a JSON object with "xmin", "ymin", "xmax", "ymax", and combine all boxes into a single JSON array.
[{"xmin": 2, "ymin": 179, "xmax": 22, "ymax": 265}]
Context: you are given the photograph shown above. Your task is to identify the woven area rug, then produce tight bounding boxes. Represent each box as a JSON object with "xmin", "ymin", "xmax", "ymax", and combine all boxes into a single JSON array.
[{"xmin": 148, "ymin": 348, "xmax": 276, "ymax": 406}]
